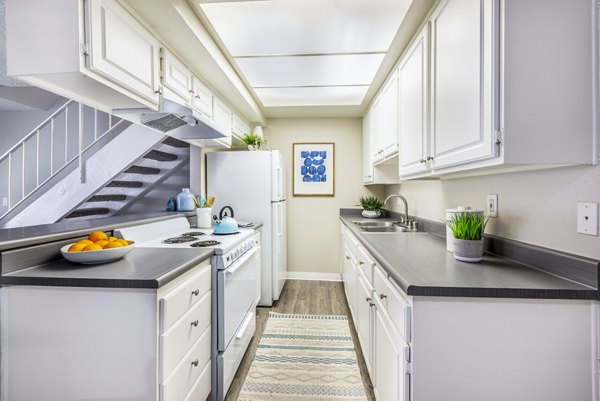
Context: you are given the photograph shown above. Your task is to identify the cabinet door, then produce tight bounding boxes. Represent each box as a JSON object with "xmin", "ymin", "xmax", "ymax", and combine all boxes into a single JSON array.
[
  {"xmin": 399, "ymin": 25, "xmax": 430, "ymax": 177},
  {"xmin": 162, "ymin": 50, "xmax": 192, "ymax": 102},
  {"xmin": 86, "ymin": 0, "xmax": 160, "ymax": 105},
  {"xmin": 232, "ymin": 113, "xmax": 250, "ymax": 139},
  {"xmin": 429, "ymin": 0, "xmax": 497, "ymax": 169},
  {"xmin": 371, "ymin": 94, "xmax": 384, "ymax": 163},
  {"xmin": 191, "ymin": 77, "xmax": 213, "ymax": 119},
  {"xmin": 357, "ymin": 275, "xmax": 373, "ymax": 375},
  {"xmin": 362, "ymin": 111, "xmax": 374, "ymax": 183},
  {"xmin": 212, "ymin": 97, "xmax": 232, "ymax": 146},
  {"xmin": 382, "ymin": 70, "xmax": 399, "ymax": 158},
  {"xmin": 375, "ymin": 303, "xmax": 409, "ymax": 401}
]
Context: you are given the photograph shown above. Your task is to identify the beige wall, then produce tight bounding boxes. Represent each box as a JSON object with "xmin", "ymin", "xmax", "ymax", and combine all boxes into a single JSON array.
[
  {"xmin": 265, "ymin": 118, "xmax": 384, "ymax": 274},
  {"xmin": 384, "ymin": 165, "xmax": 600, "ymax": 259}
]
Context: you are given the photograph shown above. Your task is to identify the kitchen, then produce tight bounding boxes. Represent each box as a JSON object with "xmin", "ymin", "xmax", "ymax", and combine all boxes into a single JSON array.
[{"xmin": 1, "ymin": 0, "xmax": 600, "ymax": 400}]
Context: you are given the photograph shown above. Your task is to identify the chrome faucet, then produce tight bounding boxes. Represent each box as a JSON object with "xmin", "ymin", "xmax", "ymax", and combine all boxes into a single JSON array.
[{"xmin": 383, "ymin": 194, "xmax": 410, "ymax": 225}]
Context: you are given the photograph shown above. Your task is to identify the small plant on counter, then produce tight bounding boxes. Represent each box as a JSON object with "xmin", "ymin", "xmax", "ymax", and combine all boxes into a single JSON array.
[
  {"xmin": 358, "ymin": 196, "xmax": 384, "ymax": 218},
  {"xmin": 446, "ymin": 212, "xmax": 488, "ymax": 262},
  {"xmin": 241, "ymin": 134, "xmax": 264, "ymax": 150}
]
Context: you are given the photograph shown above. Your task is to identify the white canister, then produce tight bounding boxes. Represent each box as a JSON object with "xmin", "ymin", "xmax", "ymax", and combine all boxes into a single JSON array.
[
  {"xmin": 196, "ymin": 208, "xmax": 212, "ymax": 229},
  {"xmin": 445, "ymin": 207, "xmax": 484, "ymax": 252}
]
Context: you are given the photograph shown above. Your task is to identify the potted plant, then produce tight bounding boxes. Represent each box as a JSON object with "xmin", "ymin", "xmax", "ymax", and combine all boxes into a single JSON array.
[
  {"xmin": 358, "ymin": 196, "xmax": 384, "ymax": 218},
  {"xmin": 446, "ymin": 212, "xmax": 488, "ymax": 262},
  {"xmin": 241, "ymin": 134, "xmax": 264, "ymax": 150}
]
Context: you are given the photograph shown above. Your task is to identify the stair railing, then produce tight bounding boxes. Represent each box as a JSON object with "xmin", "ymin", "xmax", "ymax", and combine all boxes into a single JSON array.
[{"xmin": 0, "ymin": 100, "xmax": 125, "ymax": 220}]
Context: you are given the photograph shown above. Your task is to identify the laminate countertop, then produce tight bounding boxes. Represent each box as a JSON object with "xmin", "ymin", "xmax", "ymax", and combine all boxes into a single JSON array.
[
  {"xmin": 0, "ymin": 248, "xmax": 213, "ymax": 289},
  {"xmin": 340, "ymin": 215, "xmax": 598, "ymax": 300}
]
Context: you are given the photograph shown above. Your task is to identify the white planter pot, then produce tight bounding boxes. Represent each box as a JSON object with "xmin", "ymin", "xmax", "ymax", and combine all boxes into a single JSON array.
[
  {"xmin": 361, "ymin": 210, "xmax": 381, "ymax": 218},
  {"xmin": 452, "ymin": 238, "xmax": 484, "ymax": 262}
]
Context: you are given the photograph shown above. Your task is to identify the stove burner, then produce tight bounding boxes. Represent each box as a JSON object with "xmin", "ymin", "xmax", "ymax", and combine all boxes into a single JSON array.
[
  {"xmin": 190, "ymin": 240, "xmax": 222, "ymax": 247},
  {"xmin": 181, "ymin": 232, "xmax": 206, "ymax": 237},
  {"xmin": 162, "ymin": 236, "xmax": 197, "ymax": 244}
]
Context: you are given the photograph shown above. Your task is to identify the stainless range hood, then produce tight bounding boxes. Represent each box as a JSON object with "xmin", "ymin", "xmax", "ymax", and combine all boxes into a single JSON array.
[{"xmin": 114, "ymin": 96, "xmax": 226, "ymax": 142}]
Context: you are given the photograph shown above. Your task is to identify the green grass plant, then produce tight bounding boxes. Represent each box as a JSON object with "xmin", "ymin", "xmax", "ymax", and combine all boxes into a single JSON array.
[
  {"xmin": 358, "ymin": 196, "xmax": 384, "ymax": 212},
  {"xmin": 241, "ymin": 134, "xmax": 264, "ymax": 147},
  {"xmin": 447, "ymin": 212, "xmax": 488, "ymax": 241}
]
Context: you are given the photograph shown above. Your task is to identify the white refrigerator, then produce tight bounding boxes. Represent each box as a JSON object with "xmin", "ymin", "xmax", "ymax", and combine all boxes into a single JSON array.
[{"xmin": 207, "ymin": 150, "xmax": 287, "ymax": 306}]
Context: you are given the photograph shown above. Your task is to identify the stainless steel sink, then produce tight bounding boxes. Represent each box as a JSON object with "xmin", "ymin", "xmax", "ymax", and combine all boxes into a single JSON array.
[
  {"xmin": 352, "ymin": 221, "xmax": 401, "ymax": 227},
  {"xmin": 360, "ymin": 226, "xmax": 413, "ymax": 233}
]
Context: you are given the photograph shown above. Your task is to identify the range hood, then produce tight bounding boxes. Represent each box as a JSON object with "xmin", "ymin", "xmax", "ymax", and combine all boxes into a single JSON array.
[{"xmin": 114, "ymin": 95, "xmax": 226, "ymax": 142}]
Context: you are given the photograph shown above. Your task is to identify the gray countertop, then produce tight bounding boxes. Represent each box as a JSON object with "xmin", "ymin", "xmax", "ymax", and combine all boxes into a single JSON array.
[
  {"xmin": 340, "ymin": 215, "xmax": 598, "ymax": 299},
  {"xmin": 1, "ymin": 247, "xmax": 213, "ymax": 289},
  {"xmin": 0, "ymin": 211, "xmax": 194, "ymax": 251}
]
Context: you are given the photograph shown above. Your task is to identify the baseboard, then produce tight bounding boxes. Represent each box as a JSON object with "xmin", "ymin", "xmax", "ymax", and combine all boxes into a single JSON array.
[{"xmin": 286, "ymin": 272, "xmax": 342, "ymax": 282}]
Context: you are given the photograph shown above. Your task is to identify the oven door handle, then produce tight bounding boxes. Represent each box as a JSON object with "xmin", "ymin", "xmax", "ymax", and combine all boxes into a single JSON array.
[
  {"xmin": 235, "ymin": 312, "xmax": 254, "ymax": 340},
  {"xmin": 225, "ymin": 246, "xmax": 258, "ymax": 276}
]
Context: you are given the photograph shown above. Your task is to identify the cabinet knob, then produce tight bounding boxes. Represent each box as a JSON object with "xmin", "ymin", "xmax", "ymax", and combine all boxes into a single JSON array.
[
  {"xmin": 358, "ymin": 261, "xmax": 365, "ymax": 266},
  {"xmin": 380, "ymin": 293, "xmax": 387, "ymax": 300},
  {"xmin": 345, "ymin": 256, "xmax": 351, "ymax": 260},
  {"xmin": 191, "ymin": 289, "xmax": 200, "ymax": 296},
  {"xmin": 191, "ymin": 320, "xmax": 199, "ymax": 327},
  {"xmin": 365, "ymin": 297, "xmax": 372, "ymax": 303},
  {"xmin": 427, "ymin": 156, "xmax": 434, "ymax": 161},
  {"xmin": 368, "ymin": 301, "xmax": 376, "ymax": 308},
  {"xmin": 191, "ymin": 359, "xmax": 199, "ymax": 367},
  {"xmin": 419, "ymin": 159, "xmax": 426, "ymax": 163}
]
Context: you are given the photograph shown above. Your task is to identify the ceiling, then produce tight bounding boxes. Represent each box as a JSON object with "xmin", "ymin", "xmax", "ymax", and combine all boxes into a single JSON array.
[{"xmin": 192, "ymin": 0, "xmax": 422, "ymax": 118}]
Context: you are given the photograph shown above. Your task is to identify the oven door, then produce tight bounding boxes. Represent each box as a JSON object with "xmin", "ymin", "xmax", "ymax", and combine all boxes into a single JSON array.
[{"xmin": 217, "ymin": 246, "xmax": 259, "ymax": 351}]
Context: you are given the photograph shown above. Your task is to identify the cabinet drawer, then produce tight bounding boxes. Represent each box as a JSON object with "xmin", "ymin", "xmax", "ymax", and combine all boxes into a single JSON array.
[
  {"xmin": 159, "ymin": 264, "xmax": 211, "ymax": 333},
  {"xmin": 160, "ymin": 326, "xmax": 211, "ymax": 401},
  {"xmin": 183, "ymin": 359, "xmax": 211, "ymax": 401},
  {"xmin": 345, "ymin": 230, "xmax": 362, "ymax": 262},
  {"xmin": 356, "ymin": 246, "xmax": 375, "ymax": 286},
  {"xmin": 374, "ymin": 265, "xmax": 411, "ymax": 341},
  {"xmin": 160, "ymin": 290, "xmax": 211, "ymax": 381}
]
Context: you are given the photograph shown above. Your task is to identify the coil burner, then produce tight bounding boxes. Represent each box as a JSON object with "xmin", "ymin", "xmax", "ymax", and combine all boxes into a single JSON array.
[
  {"xmin": 190, "ymin": 240, "xmax": 222, "ymax": 247},
  {"xmin": 181, "ymin": 232, "xmax": 207, "ymax": 237},
  {"xmin": 162, "ymin": 236, "xmax": 197, "ymax": 244}
]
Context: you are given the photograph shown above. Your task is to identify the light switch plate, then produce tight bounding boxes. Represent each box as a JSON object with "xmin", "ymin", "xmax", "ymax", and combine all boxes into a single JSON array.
[
  {"xmin": 486, "ymin": 194, "xmax": 498, "ymax": 218},
  {"xmin": 577, "ymin": 202, "xmax": 598, "ymax": 236}
]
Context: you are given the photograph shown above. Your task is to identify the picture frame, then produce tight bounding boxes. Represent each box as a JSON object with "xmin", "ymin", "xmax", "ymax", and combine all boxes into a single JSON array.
[{"xmin": 292, "ymin": 142, "xmax": 335, "ymax": 196}]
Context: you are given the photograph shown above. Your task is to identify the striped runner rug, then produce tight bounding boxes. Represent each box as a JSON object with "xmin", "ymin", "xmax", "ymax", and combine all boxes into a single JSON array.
[{"xmin": 238, "ymin": 312, "xmax": 367, "ymax": 401}]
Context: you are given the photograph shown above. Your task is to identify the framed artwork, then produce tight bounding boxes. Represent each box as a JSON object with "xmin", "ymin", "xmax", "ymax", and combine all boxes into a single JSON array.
[{"xmin": 292, "ymin": 142, "xmax": 335, "ymax": 196}]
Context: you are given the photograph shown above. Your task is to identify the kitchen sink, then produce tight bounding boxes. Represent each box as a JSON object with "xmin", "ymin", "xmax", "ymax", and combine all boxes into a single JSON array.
[
  {"xmin": 352, "ymin": 220, "xmax": 424, "ymax": 233},
  {"xmin": 360, "ymin": 226, "xmax": 413, "ymax": 232},
  {"xmin": 352, "ymin": 221, "xmax": 402, "ymax": 227}
]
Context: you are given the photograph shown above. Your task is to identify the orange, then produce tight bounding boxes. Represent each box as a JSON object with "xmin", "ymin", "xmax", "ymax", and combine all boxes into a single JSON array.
[
  {"xmin": 77, "ymin": 239, "xmax": 94, "ymax": 246},
  {"xmin": 103, "ymin": 241, "xmax": 124, "ymax": 249},
  {"xmin": 94, "ymin": 240, "xmax": 109, "ymax": 247},
  {"xmin": 68, "ymin": 243, "xmax": 87, "ymax": 253},
  {"xmin": 117, "ymin": 239, "xmax": 130, "ymax": 247},
  {"xmin": 82, "ymin": 244, "xmax": 103, "ymax": 252},
  {"xmin": 107, "ymin": 236, "xmax": 118, "ymax": 242},
  {"xmin": 88, "ymin": 231, "xmax": 108, "ymax": 242}
]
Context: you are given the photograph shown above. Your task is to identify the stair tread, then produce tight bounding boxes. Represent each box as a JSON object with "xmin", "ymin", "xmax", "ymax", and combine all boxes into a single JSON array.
[
  {"xmin": 162, "ymin": 136, "xmax": 190, "ymax": 148},
  {"xmin": 144, "ymin": 149, "xmax": 178, "ymax": 162},
  {"xmin": 124, "ymin": 166, "xmax": 160, "ymax": 175},
  {"xmin": 107, "ymin": 180, "xmax": 144, "ymax": 188},
  {"xmin": 88, "ymin": 194, "xmax": 127, "ymax": 202},
  {"xmin": 65, "ymin": 208, "xmax": 110, "ymax": 218}
]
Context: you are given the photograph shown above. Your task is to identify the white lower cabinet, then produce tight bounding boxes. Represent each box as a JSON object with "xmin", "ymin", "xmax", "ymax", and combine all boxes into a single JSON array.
[
  {"xmin": 0, "ymin": 259, "xmax": 212, "ymax": 401},
  {"xmin": 340, "ymin": 222, "xmax": 596, "ymax": 401}
]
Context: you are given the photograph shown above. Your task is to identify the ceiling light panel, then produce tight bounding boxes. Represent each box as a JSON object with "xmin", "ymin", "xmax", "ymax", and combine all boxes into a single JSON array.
[
  {"xmin": 254, "ymin": 86, "xmax": 369, "ymax": 107},
  {"xmin": 235, "ymin": 54, "xmax": 385, "ymax": 87},
  {"xmin": 200, "ymin": 0, "xmax": 412, "ymax": 56}
]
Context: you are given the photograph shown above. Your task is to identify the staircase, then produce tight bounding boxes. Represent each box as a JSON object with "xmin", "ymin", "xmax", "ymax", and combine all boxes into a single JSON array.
[{"xmin": 61, "ymin": 137, "xmax": 190, "ymax": 221}]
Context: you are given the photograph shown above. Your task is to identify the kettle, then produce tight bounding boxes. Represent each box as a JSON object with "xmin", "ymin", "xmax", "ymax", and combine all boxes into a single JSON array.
[{"xmin": 213, "ymin": 206, "xmax": 239, "ymax": 235}]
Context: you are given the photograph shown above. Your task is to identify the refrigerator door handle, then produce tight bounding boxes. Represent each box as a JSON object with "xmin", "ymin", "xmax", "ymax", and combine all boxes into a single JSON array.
[{"xmin": 276, "ymin": 166, "xmax": 283, "ymax": 200}]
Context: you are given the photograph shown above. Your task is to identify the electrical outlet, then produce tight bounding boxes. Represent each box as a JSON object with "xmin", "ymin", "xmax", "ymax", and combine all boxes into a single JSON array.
[
  {"xmin": 577, "ymin": 202, "xmax": 598, "ymax": 236},
  {"xmin": 486, "ymin": 194, "xmax": 498, "ymax": 218}
]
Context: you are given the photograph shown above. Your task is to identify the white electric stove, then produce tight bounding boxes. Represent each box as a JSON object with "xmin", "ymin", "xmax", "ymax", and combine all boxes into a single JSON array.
[{"xmin": 115, "ymin": 216, "xmax": 260, "ymax": 401}]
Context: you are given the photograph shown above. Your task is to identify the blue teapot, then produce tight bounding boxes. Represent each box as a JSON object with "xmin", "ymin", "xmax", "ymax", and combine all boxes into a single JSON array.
[{"xmin": 213, "ymin": 206, "xmax": 239, "ymax": 235}]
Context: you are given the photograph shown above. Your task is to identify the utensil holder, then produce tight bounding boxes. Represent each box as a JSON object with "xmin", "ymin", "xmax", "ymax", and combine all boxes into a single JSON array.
[{"xmin": 196, "ymin": 208, "xmax": 212, "ymax": 229}]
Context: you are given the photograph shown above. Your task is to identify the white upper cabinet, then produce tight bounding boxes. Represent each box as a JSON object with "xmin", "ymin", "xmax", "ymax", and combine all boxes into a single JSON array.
[
  {"xmin": 211, "ymin": 98, "xmax": 233, "ymax": 147},
  {"xmin": 162, "ymin": 49, "xmax": 193, "ymax": 101},
  {"xmin": 399, "ymin": 25, "xmax": 429, "ymax": 177},
  {"xmin": 363, "ymin": 111, "xmax": 374, "ymax": 184},
  {"xmin": 428, "ymin": 0, "xmax": 496, "ymax": 169},
  {"xmin": 191, "ymin": 78, "xmax": 214, "ymax": 119},
  {"xmin": 232, "ymin": 113, "xmax": 251, "ymax": 140},
  {"xmin": 381, "ymin": 69, "xmax": 399, "ymax": 159},
  {"xmin": 371, "ymin": 94, "xmax": 385, "ymax": 164},
  {"xmin": 85, "ymin": 0, "xmax": 161, "ymax": 106}
]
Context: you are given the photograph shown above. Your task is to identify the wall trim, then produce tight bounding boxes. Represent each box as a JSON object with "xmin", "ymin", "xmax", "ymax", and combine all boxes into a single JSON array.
[{"xmin": 286, "ymin": 272, "xmax": 342, "ymax": 282}]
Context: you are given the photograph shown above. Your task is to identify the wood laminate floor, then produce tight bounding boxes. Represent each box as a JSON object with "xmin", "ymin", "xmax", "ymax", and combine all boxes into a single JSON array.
[{"xmin": 225, "ymin": 280, "xmax": 376, "ymax": 401}]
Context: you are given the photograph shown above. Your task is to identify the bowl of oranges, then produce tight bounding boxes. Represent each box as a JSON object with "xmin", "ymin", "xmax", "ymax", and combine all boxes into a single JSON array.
[{"xmin": 61, "ymin": 231, "xmax": 135, "ymax": 264}]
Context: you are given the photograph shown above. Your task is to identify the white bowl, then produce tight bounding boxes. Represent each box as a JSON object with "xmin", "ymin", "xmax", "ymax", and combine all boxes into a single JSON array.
[{"xmin": 61, "ymin": 241, "xmax": 135, "ymax": 265}]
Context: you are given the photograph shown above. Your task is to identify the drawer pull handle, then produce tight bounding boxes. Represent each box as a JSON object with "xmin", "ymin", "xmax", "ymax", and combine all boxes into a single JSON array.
[
  {"xmin": 191, "ymin": 320, "xmax": 199, "ymax": 327},
  {"xmin": 368, "ymin": 301, "xmax": 375, "ymax": 308},
  {"xmin": 345, "ymin": 256, "xmax": 351, "ymax": 260},
  {"xmin": 191, "ymin": 359, "xmax": 199, "ymax": 367},
  {"xmin": 358, "ymin": 261, "xmax": 365, "ymax": 266},
  {"xmin": 365, "ymin": 297, "xmax": 372, "ymax": 303},
  {"xmin": 191, "ymin": 289, "xmax": 200, "ymax": 296},
  {"xmin": 380, "ymin": 293, "xmax": 387, "ymax": 300}
]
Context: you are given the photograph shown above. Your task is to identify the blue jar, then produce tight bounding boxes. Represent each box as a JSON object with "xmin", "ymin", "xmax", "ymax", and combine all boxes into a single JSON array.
[
  {"xmin": 176, "ymin": 188, "xmax": 195, "ymax": 212},
  {"xmin": 166, "ymin": 197, "xmax": 176, "ymax": 212}
]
